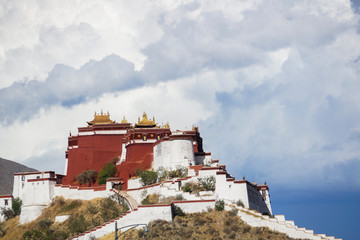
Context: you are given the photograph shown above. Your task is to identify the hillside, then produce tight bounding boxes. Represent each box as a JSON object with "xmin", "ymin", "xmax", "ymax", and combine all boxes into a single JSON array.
[
  {"xmin": 0, "ymin": 196, "xmax": 295, "ymax": 240},
  {"xmin": 99, "ymin": 209, "xmax": 295, "ymax": 240},
  {"xmin": 0, "ymin": 158, "xmax": 37, "ymax": 195}
]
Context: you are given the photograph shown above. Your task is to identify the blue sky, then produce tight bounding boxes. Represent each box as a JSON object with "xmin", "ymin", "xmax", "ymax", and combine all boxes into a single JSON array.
[{"xmin": 0, "ymin": 0, "xmax": 359, "ymax": 239}]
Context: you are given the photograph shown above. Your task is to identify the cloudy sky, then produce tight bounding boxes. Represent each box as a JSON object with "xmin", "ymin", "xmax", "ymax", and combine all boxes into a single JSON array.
[{"xmin": 1, "ymin": 0, "xmax": 360, "ymax": 238}]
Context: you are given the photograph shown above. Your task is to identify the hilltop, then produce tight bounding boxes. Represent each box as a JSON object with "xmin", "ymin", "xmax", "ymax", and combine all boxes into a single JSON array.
[{"xmin": 0, "ymin": 158, "xmax": 37, "ymax": 195}]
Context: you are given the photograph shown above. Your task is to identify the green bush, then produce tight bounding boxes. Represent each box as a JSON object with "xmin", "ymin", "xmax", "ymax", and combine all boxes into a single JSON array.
[
  {"xmin": 22, "ymin": 229, "xmax": 46, "ymax": 240},
  {"xmin": 12, "ymin": 197, "xmax": 22, "ymax": 216},
  {"xmin": 171, "ymin": 204, "xmax": 185, "ymax": 217},
  {"xmin": 98, "ymin": 162, "xmax": 117, "ymax": 185},
  {"xmin": 37, "ymin": 218, "xmax": 53, "ymax": 229},
  {"xmin": 140, "ymin": 170, "xmax": 158, "ymax": 186},
  {"xmin": 181, "ymin": 182, "xmax": 198, "ymax": 193},
  {"xmin": 197, "ymin": 176, "xmax": 216, "ymax": 191},
  {"xmin": 76, "ymin": 170, "xmax": 98, "ymax": 186},
  {"xmin": 1, "ymin": 197, "xmax": 22, "ymax": 221},
  {"xmin": 1, "ymin": 208, "xmax": 15, "ymax": 221},
  {"xmin": 215, "ymin": 200, "xmax": 224, "ymax": 211},
  {"xmin": 156, "ymin": 166, "xmax": 188, "ymax": 181},
  {"xmin": 228, "ymin": 208, "xmax": 239, "ymax": 216},
  {"xmin": 236, "ymin": 199, "xmax": 245, "ymax": 207}
]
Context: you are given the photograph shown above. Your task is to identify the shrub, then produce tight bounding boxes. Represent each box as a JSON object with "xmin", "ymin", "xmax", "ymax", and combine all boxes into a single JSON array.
[
  {"xmin": 0, "ymin": 222, "xmax": 6, "ymax": 237},
  {"xmin": 86, "ymin": 204, "xmax": 98, "ymax": 215},
  {"xmin": 22, "ymin": 229, "xmax": 46, "ymax": 240},
  {"xmin": 1, "ymin": 208, "xmax": 15, "ymax": 221},
  {"xmin": 99, "ymin": 197, "xmax": 121, "ymax": 222},
  {"xmin": 38, "ymin": 218, "xmax": 53, "ymax": 229},
  {"xmin": 236, "ymin": 199, "xmax": 244, "ymax": 207},
  {"xmin": 171, "ymin": 204, "xmax": 185, "ymax": 217},
  {"xmin": 197, "ymin": 176, "xmax": 216, "ymax": 191},
  {"xmin": 181, "ymin": 181, "xmax": 199, "ymax": 193},
  {"xmin": 68, "ymin": 215, "xmax": 88, "ymax": 234},
  {"xmin": 156, "ymin": 166, "xmax": 188, "ymax": 181},
  {"xmin": 140, "ymin": 170, "xmax": 158, "ymax": 186},
  {"xmin": 215, "ymin": 200, "xmax": 224, "ymax": 211},
  {"xmin": 228, "ymin": 208, "xmax": 238, "ymax": 216},
  {"xmin": 141, "ymin": 194, "xmax": 160, "ymax": 205},
  {"xmin": 59, "ymin": 199, "xmax": 82, "ymax": 213},
  {"xmin": 12, "ymin": 197, "xmax": 22, "ymax": 216},
  {"xmin": 175, "ymin": 194, "xmax": 184, "ymax": 200},
  {"xmin": 168, "ymin": 166, "xmax": 188, "ymax": 179},
  {"xmin": 98, "ymin": 162, "xmax": 117, "ymax": 185},
  {"xmin": 76, "ymin": 170, "xmax": 98, "ymax": 186}
]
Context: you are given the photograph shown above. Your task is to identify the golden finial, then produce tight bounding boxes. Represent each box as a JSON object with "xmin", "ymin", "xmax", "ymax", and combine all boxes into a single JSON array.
[
  {"xmin": 135, "ymin": 112, "xmax": 157, "ymax": 128},
  {"xmin": 164, "ymin": 122, "xmax": 170, "ymax": 128},
  {"xmin": 121, "ymin": 116, "xmax": 128, "ymax": 123},
  {"xmin": 87, "ymin": 110, "xmax": 115, "ymax": 125},
  {"xmin": 143, "ymin": 112, "xmax": 148, "ymax": 119}
]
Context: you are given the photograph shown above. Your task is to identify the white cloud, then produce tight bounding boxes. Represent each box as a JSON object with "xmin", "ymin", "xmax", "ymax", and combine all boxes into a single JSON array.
[{"xmin": 1, "ymin": 0, "xmax": 360, "ymax": 190}]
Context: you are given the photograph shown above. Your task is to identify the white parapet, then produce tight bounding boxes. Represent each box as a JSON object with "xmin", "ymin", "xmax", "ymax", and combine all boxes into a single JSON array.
[{"xmin": 19, "ymin": 205, "xmax": 47, "ymax": 224}]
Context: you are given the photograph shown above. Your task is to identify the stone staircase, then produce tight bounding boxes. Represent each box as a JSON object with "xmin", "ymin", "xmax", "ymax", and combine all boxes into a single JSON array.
[
  {"xmin": 110, "ymin": 189, "xmax": 139, "ymax": 210},
  {"xmin": 69, "ymin": 204, "xmax": 172, "ymax": 240},
  {"xmin": 225, "ymin": 204, "xmax": 342, "ymax": 240}
]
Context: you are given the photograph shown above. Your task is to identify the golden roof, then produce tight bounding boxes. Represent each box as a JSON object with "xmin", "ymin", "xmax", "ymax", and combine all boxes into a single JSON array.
[
  {"xmin": 163, "ymin": 122, "xmax": 170, "ymax": 128},
  {"xmin": 135, "ymin": 112, "xmax": 157, "ymax": 128},
  {"xmin": 121, "ymin": 116, "xmax": 129, "ymax": 123},
  {"xmin": 87, "ymin": 110, "xmax": 115, "ymax": 125}
]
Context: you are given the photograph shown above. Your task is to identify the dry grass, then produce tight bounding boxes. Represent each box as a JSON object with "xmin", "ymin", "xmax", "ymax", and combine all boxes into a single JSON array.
[
  {"xmin": 100, "ymin": 210, "xmax": 296, "ymax": 240},
  {"xmin": 0, "ymin": 196, "xmax": 128, "ymax": 240}
]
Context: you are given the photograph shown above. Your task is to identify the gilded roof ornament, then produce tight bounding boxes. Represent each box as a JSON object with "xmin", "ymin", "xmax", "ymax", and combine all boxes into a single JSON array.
[
  {"xmin": 121, "ymin": 116, "xmax": 129, "ymax": 123},
  {"xmin": 135, "ymin": 112, "xmax": 157, "ymax": 128},
  {"xmin": 163, "ymin": 122, "xmax": 170, "ymax": 129},
  {"xmin": 87, "ymin": 111, "xmax": 115, "ymax": 125}
]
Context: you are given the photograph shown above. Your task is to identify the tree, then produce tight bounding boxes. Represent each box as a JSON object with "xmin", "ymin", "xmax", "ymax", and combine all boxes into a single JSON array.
[
  {"xmin": 98, "ymin": 162, "xmax": 117, "ymax": 185},
  {"xmin": 76, "ymin": 170, "xmax": 98, "ymax": 186},
  {"xmin": 12, "ymin": 197, "xmax": 22, "ymax": 216},
  {"xmin": 140, "ymin": 170, "xmax": 158, "ymax": 186}
]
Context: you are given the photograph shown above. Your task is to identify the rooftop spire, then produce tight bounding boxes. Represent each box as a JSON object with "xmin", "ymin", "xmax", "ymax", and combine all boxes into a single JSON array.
[{"xmin": 87, "ymin": 110, "xmax": 115, "ymax": 125}]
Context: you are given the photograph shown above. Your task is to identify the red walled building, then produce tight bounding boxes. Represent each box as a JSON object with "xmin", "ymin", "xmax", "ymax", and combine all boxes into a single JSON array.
[{"xmin": 62, "ymin": 112, "xmax": 204, "ymax": 189}]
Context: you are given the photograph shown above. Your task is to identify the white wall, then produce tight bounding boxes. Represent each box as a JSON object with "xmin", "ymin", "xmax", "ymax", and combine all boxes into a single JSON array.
[
  {"xmin": 153, "ymin": 139, "xmax": 195, "ymax": 170},
  {"xmin": 173, "ymin": 200, "xmax": 215, "ymax": 213},
  {"xmin": 0, "ymin": 196, "xmax": 12, "ymax": 222},
  {"xmin": 54, "ymin": 186, "xmax": 112, "ymax": 200}
]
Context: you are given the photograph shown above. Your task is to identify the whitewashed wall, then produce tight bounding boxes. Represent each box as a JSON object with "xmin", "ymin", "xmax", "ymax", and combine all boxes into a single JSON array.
[
  {"xmin": 153, "ymin": 139, "xmax": 195, "ymax": 170},
  {"xmin": 54, "ymin": 186, "xmax": 112, "ymax": 200},
  {"xmin": 0, "ymin": 196, "xmax": 12, "ymax": 222}
]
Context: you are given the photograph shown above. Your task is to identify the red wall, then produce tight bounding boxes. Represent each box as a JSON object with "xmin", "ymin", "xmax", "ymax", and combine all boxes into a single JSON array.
[{"xmin": 63, "ymin": 134, "xmax": 124, "ymax": 185}]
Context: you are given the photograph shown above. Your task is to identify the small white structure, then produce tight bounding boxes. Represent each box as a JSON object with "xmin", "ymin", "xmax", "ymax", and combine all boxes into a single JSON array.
[{"xmin": 0, "ymin": 195, "xmax": 12, "ymax": 222}]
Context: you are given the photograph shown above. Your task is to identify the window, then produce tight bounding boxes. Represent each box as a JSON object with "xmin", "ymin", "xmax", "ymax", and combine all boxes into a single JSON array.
[
  {"xmin": 21, "ymin": 175, "xmax": 25, "ymax": 181},
  {"xmin": 4, "ymin": 199, "xmax": 8, "ymax": 206}
]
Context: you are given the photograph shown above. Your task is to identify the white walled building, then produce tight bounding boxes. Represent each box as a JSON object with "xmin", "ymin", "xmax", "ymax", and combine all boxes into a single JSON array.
[{"xmin": 0, "ymin": 195, "xmax": 12, "ymax": 222}]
